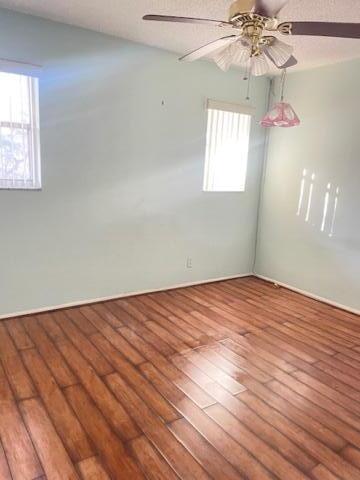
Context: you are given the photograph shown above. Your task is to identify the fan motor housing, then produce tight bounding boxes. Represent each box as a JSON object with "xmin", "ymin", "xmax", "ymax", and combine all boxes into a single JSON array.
[{"xmin": 229, "ymin": 0, "xmax": 255, "ymax": 21}]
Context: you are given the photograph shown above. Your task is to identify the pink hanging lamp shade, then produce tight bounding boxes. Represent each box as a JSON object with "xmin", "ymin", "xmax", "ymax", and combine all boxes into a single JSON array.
[
  {"xmin": 261, "ymin": 70, "xmax": 300, "ymax": 128},
  {"xmin": 260, "ymin": 102, "xmax": 300, "ymax": 128}
]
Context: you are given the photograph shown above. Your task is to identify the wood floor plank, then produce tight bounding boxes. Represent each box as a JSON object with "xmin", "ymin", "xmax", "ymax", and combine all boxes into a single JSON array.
[
  {"xmin": 148, "ymin": 292, "xmax": 205, "ymax": 333},
  {"xmin": 116, "ymin": 298, "xmax": 148, "ymax": 323},
  {"xmin": 0, "ymin": 365, "xmax": 43, "ymax": 480},
  {"xmin": 77, "ymin": 456, "xmax": 111, "ymax": 480},
  {"xmin": 195, "ymin": 361, "xmax": 347, "ymax": 453},
  {"xmin": 341, "ymin": 446, "xmax": 360, "ymax": 469},
  {"xmin": 169, "ymin": 418, "xmax": 243, "ymax": 480},
  {"xmin": 196, "ymin": 307, "xmax": 248, "ymax": 335},
  {"xmin": 131, "ymin": 296, "xmax": 201, "ymax": 347},
  {"xmin": 106, "ymin": 372, "xmax": 211, "ymax": 480},
  {"xmin": 173, "ymin": 287, "xmax": 212, "ymax": 308},
  {"xmin": 206, "ymin": 403, "xmax": 309, "ymax": 480},
  {"xmin": 0, "ymin": 324, "xmax": 36, "ymax": 400},
  {"xmin": 4, "ymin": 318, "xmax": 33, "ymax": 350},
  {"xmin": 116, "ymin": 316, "xmax": 177, "ymax": 357},
  {"xmin": 188, "ymin": 310, "xmax": 234, "ymax": 338},
  {"xmin": 202, "ymin": 343, "xmax": 273, "ymax": 383},
  {"xmin": 267, "ymin": 379, "xmax": 360, "ymax": 449},
  {"xmin": 233, "ymin": 374, "xmax": 347, "ymax": 451},
  {"xmin": 210, "ymin": 305, "xmax": 262, "ymax": 333},
  {"xmin": 90, "ymin": 332, "xmax": 180, "ymax": 423},
  {"xmin": 311, "ymin": 464, "xmax": 341, "ymax": 479},
  {"xmin": 36, "ymin": 313, "xmax": 67, "ymax": 343},
  {"xmin": 2, "ymin": 277, "xmax": 360, "ymax": 480},
  {"xmin": 247, "ymin": 330, "xmax": 318, "ymax": 363},
  {"xmin": 0, "ymin": 441, "xmax": 12, "ymax": 480},
  {"xmin": 119, "ymin": 327, "xmax": 216, "ymax": 409},
  {"xmin": 92, "ymin": 303, "xmax": 123, "ymax": 329},
  {"xmin": 298, "ymin": 362, "xmax": 360, "ymax": 402},
  {"xmin": 19, "ymin": 398, "xmax": 80, "ymax": 480},
  {"xmin": 130, "ymin": 436, "xmax": 180, "ymax": 480},
  {"xmin": 52, "ymin": 311, "xmax": 114, "ymax": 376},
  {"xmin": 138, "ymin": 361, "xmax": 274, "ymax": 480},
  {"xmin": 21, "ymin": 348, "xmax": 94, "ymax": 462},
  {"xmin": 292, "ymin": 371, "xmax": 360, "ymax": 423},
  {"xmin": 65, "ymin": 385, "xmax": 144, "ymax": 480},
  {"xmin": 22, "ymin": 316, "xmax": 77, "ymax": 388},
  {"xmin": 283, "ymin": 322, "xmax": 355, "ymax": 349},
  {"xmin": 171, "ymin": 354, "xmax": 319, "ymax": 472},
  {"xmin": 314, "ymin": 360, "xmax": 360, "ymax": 391},
  {"xmin": 64, "ymin": 309, "xmax": 97, "ymax": 336},
  {"xmin": 145, "ymin": 320, "xmax": 191, "ymax": 354},
  {"xmin": 221, "ymin": 336, "xmax": 297, "ymax": 374},
  {"xmin": 117, "ymin": 325, "xmax": 171, "ymax": 361},
  {"xmin": 167, "ymin": 308, "xmax": 223, "ymax": 340},
  {"xmin": 80, "ymin": 306, "xmax": 144, "ymax": 365},
  {"xmin": 57, "ymin": 340, "xmax": 139, "ymax": 441},
  {"xmin": 182, "ymin": 349, "xmax": 247, "ymax": 395},
  {"xmin": 237, "ymin": 390, "xmax": 360, "ymax": 480}
]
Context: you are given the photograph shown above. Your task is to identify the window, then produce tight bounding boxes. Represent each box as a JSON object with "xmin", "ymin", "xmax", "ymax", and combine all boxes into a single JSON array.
[
  {"xmin": 0, "ymin": 71, "xmax": 41, "ymax": 189},
  {"xmin": 203, "ymin": 99, "xmax": 252, "ymax": 192}
]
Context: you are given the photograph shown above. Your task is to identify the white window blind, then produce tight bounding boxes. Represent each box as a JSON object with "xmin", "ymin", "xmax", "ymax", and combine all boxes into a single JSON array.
[
  {"xmin": 0, "ymin": 71, "xmax": 41, "ymax": 189},
  {"xmin": 203, "ymin": 99, "xmax": 252, "ymax": 192}
]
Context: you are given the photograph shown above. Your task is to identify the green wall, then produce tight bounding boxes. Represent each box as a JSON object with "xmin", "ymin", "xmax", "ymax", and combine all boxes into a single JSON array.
[
  {"xmin": 256, "ymin": 59, "xmax": 360, "ymax": 311},
  {"xmin": 0, "ymin": 8, "xmax": 268, "ymax": 316}
]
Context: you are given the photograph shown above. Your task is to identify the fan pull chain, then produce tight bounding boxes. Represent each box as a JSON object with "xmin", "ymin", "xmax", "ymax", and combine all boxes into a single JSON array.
[
  {"xmin": 243, "ymin": 60, "xmax": 251, "ymax": 100},
  {"xmin": 246, "ymin": 73, "xmax": 252, "ymax": 100},
  {"xmin": 280, "ymin": 68, "xmax": 287, "ymax": 101},
  {"xmin": 243, "ymin": 60, "xmax": 251, "ymax": 81}
]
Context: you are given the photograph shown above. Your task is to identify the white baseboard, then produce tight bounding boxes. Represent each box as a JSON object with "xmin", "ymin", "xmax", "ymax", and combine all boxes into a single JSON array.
[
  {"xmin": 0, "ymin": 272, "xmax": 253, "ymax": 320},
  {"xmin": 254, "ymin": 273, "xmax": 360, "ymax": 316}
]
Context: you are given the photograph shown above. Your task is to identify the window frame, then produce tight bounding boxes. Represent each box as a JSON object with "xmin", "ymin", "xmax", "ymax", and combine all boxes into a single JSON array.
[
  {"xmin": 0, "ymin": 69, "xmax": 41, "ymax": 191},
  {"xmin": 203, "ymin": 99, "xmax": 254, "ymax": 194}
]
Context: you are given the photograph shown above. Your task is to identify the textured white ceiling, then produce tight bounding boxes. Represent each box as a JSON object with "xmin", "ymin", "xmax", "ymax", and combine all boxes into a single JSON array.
[{"xmin": 1, "ymin": 0, "xmax": 360, "ymax": 72}]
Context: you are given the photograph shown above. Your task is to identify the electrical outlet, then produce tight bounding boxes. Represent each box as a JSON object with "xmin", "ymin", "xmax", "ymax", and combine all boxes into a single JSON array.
[{"xmin": 186, "ymin": 257, "xmax": 192, "ymax": 269}]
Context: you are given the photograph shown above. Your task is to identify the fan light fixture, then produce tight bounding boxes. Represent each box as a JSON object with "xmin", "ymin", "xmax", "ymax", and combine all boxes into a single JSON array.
[
  {"xmin": 144, "ymin": 0, "xmax": 360, "ymax": 77},
  {"xmin": 249, "ymin": 53, "xmax": 269, "ymax": 76},
  {"xmin": 212, "ymin": 37, "xmax": 293, "ymax": 75},
  {"xmin": 265, "ymin": 38, "xmax": 294, "ymax": 67},
  {"xmin": 213, "ymin": 40, "xmax": 251, "ymax": 72},
  {"xmin": 260, "ymin": 69, "xmax": 300, "ymax": 127}
]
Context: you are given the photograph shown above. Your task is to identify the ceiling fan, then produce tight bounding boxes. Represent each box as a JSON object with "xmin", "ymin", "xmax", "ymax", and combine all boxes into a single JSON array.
[{"xmin": 143, "ymin": 0, "xmax": 360, "ymax": 76}]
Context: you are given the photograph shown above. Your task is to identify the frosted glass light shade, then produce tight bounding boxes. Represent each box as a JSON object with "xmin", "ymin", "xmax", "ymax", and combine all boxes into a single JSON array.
[
  {"xmin": 213, "ymin": 41, "xmax": 251, "ymax": 71},
  {"xmin": 260, "ymin": 102, "xmax": 300, "ymax": 127},
  {"xmin": 231, "ymin": 43, "xmax": 251, "ymax": 66},
  {"xmin": 266, "ymin": 39, "xmax": 293, "ymax": 67},
  {"xmin": 250, "ymin": 54, "xmax": 269, "ymax": 76},
  {"xmin": 213, "ymin": 46, "xmax": 234, "ymax": 71}
]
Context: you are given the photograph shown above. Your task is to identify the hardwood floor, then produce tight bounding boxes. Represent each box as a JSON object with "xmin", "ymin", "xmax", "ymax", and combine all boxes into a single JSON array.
[{"xmin": 1, "ymin": 277, "xmax": 360, "ymax": 479}]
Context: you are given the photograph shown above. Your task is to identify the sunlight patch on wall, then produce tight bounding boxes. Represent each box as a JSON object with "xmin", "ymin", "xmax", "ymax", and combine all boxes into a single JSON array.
[
  {"xmin": 296, "ymin": 168, "xmax": 307, "ymax": 216},
  {"xmin": 329, "ymin": 187, "xmax": 340, "ymax": 238},
  {"xmin": 296, "ymin": 169, "xmax": 339, "ymax": 237},
  {"xmin": 305, "ymin": 173, "xmax": 315, "ymax": 223},
  {"xmin": 321, "ymin": 183, "xmax": 331, "ymax": 232}
]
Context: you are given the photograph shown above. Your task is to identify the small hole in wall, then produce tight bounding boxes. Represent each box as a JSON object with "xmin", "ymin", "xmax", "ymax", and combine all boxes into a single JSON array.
[{"xmin": 161, "ymin": 100, "xmax": 165, "ymax": 106}]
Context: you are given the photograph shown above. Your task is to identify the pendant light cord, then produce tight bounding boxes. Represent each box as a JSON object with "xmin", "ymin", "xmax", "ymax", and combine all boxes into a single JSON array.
[
  {"xmin": 280, "ymin": 69, "xmax": 287, "ymax": 101},
  {"xmin": 243, "ymin": 60, "xmax": 252, "ymax": 101},
  {"xmin": 246, "ymin": 72, "xmax": 251, "ymax": 100}
]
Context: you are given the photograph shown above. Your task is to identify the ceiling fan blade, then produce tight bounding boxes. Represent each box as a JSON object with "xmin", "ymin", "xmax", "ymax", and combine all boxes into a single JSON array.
[
  {"xmin": 264, "ymin": 46, "xmax": 297, "ymax": 69},
  {"xmin": 278, "ymin": 55, "xmax": 298, "ymax": 68},
  {"xmin": 279, "ymin": 21, "xmax": 360, "ymax": 39},
  {"xmin": 143, "ymin": 15, "xmax": 232, "ymax": 28},
  {"xmin": 253, "ymin": 0, "xmax": 289, "ymax": 17},
  {"xmin": 179, "ymin": 36, "xmax": 239, "ymax": 62}
]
